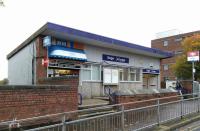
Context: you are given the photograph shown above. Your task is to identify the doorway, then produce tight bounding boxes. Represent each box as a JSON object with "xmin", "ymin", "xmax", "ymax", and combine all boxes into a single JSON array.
[{"xmin": 143, "ymin": 74, "xmax": 158, "ymax": 89}]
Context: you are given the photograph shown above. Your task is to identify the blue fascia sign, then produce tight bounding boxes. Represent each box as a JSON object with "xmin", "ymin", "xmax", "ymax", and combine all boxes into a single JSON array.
[
  {"xmin": 43, "ymin": 36, "xmax": 51, "ymax": 47},
  {"xmin": 102, "ymin": 54, "xmax": 129, "ymax": 63},
  {"xmin": 143, "ymin": 69, "xmax": 160, "ymax": 74}
]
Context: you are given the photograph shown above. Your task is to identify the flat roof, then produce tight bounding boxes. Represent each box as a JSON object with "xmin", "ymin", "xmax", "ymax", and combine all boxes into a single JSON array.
[
  {"xmin": 152, "ymin": 30, "xmax": 200, "ymax": 41},
  {"xmin": 7, "ymin": 22, "xmax": 173, "ymax": 59}
]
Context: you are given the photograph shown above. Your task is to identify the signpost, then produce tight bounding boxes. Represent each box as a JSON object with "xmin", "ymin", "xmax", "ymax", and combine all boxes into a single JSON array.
[{"xmin": 187, "ymin": 51, "xmax": 199, "ymax": 94}]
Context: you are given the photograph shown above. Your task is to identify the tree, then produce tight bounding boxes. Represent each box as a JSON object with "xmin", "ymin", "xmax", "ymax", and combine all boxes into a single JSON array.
[
  {"xmin": 172, "ymin": 34, "xmax": 200, "ymax": 81},
  {"xmin": 0, "ymin": 0, "xmax": 5, "ymax": 7},
  {"xmin": 0, "ymin": 78, "xmax": 8, "ymax": 85}
]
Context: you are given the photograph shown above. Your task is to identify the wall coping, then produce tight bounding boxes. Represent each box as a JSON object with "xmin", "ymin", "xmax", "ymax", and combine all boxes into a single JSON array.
[
  {"xmin": 113, "ymin": 88, "xmax": 178, "ymax": 96},
  {"xmin": 39, "ymin": 75, "xmax": 78, "ymax": 81},
  {"xmin": 0, "ymin": 85, "xmax": 72, "ymax": 90}
]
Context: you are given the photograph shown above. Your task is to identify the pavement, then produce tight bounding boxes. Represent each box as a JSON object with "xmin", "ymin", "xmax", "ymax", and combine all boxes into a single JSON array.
[
  {"xmin": 177, "ymin": 118, "xmax": 200, "ymax": 131},
  {"xmin": 146, "ymin": 113, "xmax": 200, "ymax": 131}
]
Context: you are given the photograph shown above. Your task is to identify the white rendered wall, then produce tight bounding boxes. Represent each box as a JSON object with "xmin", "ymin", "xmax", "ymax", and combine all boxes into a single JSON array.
[
  {"xmin": 8, "ymin": 41, "xmax": 36, "ymax": 85},
  {"xmin": 85, "ymin": 45, "xmax": 160, "ymax": 69}
]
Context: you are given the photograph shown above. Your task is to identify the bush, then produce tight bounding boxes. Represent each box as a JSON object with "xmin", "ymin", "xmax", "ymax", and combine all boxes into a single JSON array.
[{"xmin": 0, "ymin": 78, "xmax": 8, "ymax": 85}]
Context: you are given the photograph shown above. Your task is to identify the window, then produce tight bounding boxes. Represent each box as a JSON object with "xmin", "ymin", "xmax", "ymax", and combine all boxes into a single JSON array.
[
  {"xmin": 47, "ymin": 68, "xmax": 79, "ymax": 77},
  {"xmin": 120, "ymin": 68, "xmax": 141, "ymax": 82},
  {"xmin": 92, "ymin": 65, "xmax": 100, "ymax": 80},
  {"xmin": 163, "ymin": 64, "xmax": 169, "ymax": 71},
  {"xmin": 163, "ymin": 76, "xmax": 169, "ymax": 82},
  {"xmin": 81, "ymin": 65, "xmax": 91, "ymax": 81},
  {"xmin": 175, "ymin": 50, "xmax": 183, "ymax": 55},
  {"xmin": 123, "ymin": 68, "xmax": 129, "ymax": 81},
  {"xmin": 119, "ymin": 69, "xmax": 123, "ymax": 81},
  {"xmin": 163, "ymin": 40, "xmax": 168, "ymax": 46},
  {"xmin": 129, "ymin": 68, "xmax": 136, "ymax": 81},
  {"xmin": 81, "ymin": 64, "xmax": 101, "ymax": 81},
  {"xmin": 136, "ymin": 69, "xmax": 141, "ymax": 81},
  {"xmin": 174, "ymin": 37, "xmax": 182, "ymax": 42}
]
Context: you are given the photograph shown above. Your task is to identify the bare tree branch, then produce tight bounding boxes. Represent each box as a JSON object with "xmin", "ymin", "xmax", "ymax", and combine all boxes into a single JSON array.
[{"xmin": 0, "ymin": 0, "xmax": 5, "ymax": 7}]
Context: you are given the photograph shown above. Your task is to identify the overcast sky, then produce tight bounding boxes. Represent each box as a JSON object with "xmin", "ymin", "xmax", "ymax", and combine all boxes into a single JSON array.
[{"xmin": 1, "ymin": 0, "xmax": 200, "ymax": 80}]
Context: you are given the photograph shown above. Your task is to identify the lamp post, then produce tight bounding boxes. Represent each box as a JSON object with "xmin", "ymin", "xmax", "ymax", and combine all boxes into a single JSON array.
[{"xmin": 192, "ymin": 61, "xmax": 195, "ymax": 96}]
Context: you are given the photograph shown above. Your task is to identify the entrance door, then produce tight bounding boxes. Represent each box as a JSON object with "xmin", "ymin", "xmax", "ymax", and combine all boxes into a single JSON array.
[{"xmin": 143, "ymin": 74, "xmax": 158, "ymax": 89}]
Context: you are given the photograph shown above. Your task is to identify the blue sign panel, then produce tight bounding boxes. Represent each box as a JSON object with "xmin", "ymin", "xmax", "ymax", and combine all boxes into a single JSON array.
[
  {"xmin": 102, "ymin": 54, "xmax": 129, "ymax": 63},
  {"xmin": 43, "ymin": 36, "xmax": 51, "ymax": 47},
  {"xmin": 143, "ymin": 69, "xmax": 160, "ymax": 74}
]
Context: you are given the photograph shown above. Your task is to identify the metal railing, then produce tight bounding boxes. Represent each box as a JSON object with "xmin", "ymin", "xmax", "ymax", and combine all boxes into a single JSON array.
[{"xmin": 1, "ymin": 92, "xmax": 200, "ymax": 131}]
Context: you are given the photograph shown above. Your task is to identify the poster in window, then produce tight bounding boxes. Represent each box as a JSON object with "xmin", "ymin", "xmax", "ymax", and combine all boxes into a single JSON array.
[
  {"xmin": 112, "ymin": 69, "xmax": 119, "ymax": 84},
  {"xmin": 103, "ymin": 68, "xmax": 119, "ymax": 85},
  {"xmin": 103, "ymin": 68, "xmax": 112, "ymax": 84}
]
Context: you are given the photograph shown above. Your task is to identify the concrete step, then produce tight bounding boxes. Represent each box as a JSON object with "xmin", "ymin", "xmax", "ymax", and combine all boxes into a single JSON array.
[
  {"xmin": 78, "ymin": 98, "xmax": 115, "ymax": 119},
  {"xmin": 78, "ymin": 98, "xmax": 110, "ymax": 110},
  {"xmin": 93, "ymin": 96, "xmax": 110, "ymax": 101}
]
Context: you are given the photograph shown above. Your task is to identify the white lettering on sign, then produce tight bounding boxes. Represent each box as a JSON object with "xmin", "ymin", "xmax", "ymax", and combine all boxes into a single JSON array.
[
  {"xmin": 116, "ymin": 57, "xmax": 125, "ymax": 62},
  {"xmin": 107, "ymin": 56, "xmax": 114, "ymax": 61}
]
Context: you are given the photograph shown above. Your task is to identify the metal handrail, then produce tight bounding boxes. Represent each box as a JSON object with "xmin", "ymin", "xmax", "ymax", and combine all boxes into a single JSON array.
[
  {"xmin": 25, "ymin": 94, "xmax": 200, "ymax": 131},
  {"xmin": 104, "ymin": 86, "xmax": 115, "ymax": 103},
  {"xmin": 78, "ymin": 93, "xmax": 82, "ymax": 105},
  {"xmin": 1, "ymin": 92, "xmax": 200, "ymax": 129}
]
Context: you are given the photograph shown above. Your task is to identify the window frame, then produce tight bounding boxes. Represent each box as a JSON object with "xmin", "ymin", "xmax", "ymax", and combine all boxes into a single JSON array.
[
  {"xmin": 163, "ymin": 64, "xmax": 169, "ymax": 71},
  {"xmin": 163, "ymin": 76, "xmax": 169, "ymax": 82},
  {"xmin": 163, "ymin": 40, "xmax": 168, "ymax": 47},
  {"xmin": 81, "ymin": 64, "xmax": 102, "ymax": 82},
  {"xmin": 120, "ymin": 68, "xmax": 141, "ymax": 82},
  {"xmin": 174, "ymin": 37, "xmax": 182, "ymax": 42}
]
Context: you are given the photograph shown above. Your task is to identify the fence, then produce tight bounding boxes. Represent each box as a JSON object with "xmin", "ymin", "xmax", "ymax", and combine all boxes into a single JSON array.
[{"xmin": 1, "ymin": 93, "xmax": 200, "ymax": 131}]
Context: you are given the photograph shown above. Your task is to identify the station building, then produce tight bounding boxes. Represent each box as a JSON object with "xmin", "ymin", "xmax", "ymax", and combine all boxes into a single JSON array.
[{"xmin": 7, "ymin": 22, "xmax": 172, "ymax": 98}]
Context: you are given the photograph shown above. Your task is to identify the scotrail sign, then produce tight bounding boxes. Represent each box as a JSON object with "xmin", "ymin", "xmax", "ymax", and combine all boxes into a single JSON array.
[{"xmin": 187, "ymin": 51, "xmax": 199, "ymax": 62}]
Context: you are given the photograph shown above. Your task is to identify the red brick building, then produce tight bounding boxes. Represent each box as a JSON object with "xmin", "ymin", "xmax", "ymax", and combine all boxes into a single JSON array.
[{"xmin": 151, "ymin": 30, "xmax": 200, "ymax": 86}]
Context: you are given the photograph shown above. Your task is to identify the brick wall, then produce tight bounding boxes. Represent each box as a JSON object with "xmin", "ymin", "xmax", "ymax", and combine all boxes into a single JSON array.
[
  {"xmin": 0, "ymin": 85, "xmax": 78, "ymax": 122},
  {"xmin": 35, "ymin": 36, "xmax": 48, "ymax": 84},
  {"xmin": 113, "ymin": 92, "xmax": 179, "ymax": 109},
  {"xmin": 151, "ymin": 36, "xmax": 182, "ymax": 82},
  {"xmin": 151, "ymin": 31, "xmax": 200, "ymax": 83},
  {"xmin": 38, "ymin": 76, "xmax": 79, "ymax": 88}
]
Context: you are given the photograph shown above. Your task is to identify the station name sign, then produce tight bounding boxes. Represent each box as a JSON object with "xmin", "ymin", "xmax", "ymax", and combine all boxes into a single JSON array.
[
  {"xmin": 102, "ymin": 54, "xmax": 129, "ymax": 63},
  {"xmin": 187, "ymin": 51, "xmax": 199, "ymax": 62},
  {"xmin": 143, "ymin": 69, "xmax": 160, "ymax": 74}
]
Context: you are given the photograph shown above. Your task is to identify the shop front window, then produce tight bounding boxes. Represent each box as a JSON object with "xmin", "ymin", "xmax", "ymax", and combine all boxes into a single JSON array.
[{"xmin": 48, "ymin": 68, "xmax": 79, "ymax": 77}]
